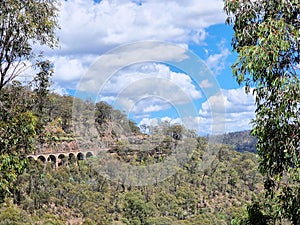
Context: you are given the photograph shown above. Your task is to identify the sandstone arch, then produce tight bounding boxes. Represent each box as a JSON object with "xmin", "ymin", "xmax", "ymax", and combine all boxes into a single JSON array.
[
  {"xmin": 58, "ymin": 154, "xmax": 66, "ymax": 166},
  {"xmin": 68, "ymin": 153, "xmax": 76, "ymax": 164},
  {"xmin": 48, "ymin": 155, "xmax": 57, "ymax": 168},
  {"xmin": 27, "ymin": 148, "xmax": 99, "ymax": 168},
  {"xmin": 77, "ymin": 152, "xmax": 84, "ymax": 160},
  {"xmin": 86, "ymin": 152, "xmax": 93, "ymax": 158},
  {"xmin": 37, "ymin": 155, "xmax": 46, "ymax": 163},
  {"xmin": 28, "ymin": 156, "xmax": 35, "ymax": 161}
]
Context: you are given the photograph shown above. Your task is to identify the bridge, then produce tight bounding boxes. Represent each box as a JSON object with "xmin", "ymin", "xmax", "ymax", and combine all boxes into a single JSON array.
[{"xmin": 28, "ymin": 140, "xmax": 109, "ymax": 168}]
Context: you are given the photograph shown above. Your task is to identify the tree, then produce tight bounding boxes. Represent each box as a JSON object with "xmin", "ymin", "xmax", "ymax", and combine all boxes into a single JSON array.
[
  {"xmin": 0, "ymin": 82, "xmax": 37, "ymax": 202},
  {"xmin": 0, "ymin": 0, "xmax": 59, "ymax": 202},
  {"xmin": 0, "ymin": 205, "xmax": 33, "ymax": 225},
  {"xmin": 122, "ymin": 191, "xmax": 154, "ymax": 225},
  {"xmin": 168, "ymin": 124, "xmax": 184, "ymax": 141},
  {"xmin": 224, "ymin": 0, "xmax": 300, "ymax": 223},
  {"xmin": 0, "ymin": 0, "xmax": 59, "ymax": 91},
  {"xmin": 95, "ymin": 101, "xmax": 113, "ymax": 123},
  {"xmin": 32, "ymin": 60, "xmax": 54, "ymax": 117},
  {"xmin": 30, "ymin": 60, "xmax": 56, "ymax": 145}
]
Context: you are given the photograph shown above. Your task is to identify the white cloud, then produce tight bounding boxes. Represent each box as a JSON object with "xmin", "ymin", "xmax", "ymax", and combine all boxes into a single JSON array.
[
  {"xmin": 47, "ymin": 54, "xmax": 97, "ymax": 90},
  {"xmin": 95, "ymin": 63, "xmax": 203, "ymax": 115},
  {"xmin": 160, "ymin": 117, "xmax": 182, "ymax": 125},
  {"xmin": 58, "ymin": 42, "xmax": 189, "ymax": 91},
  {"xmin": 51, "ymin": 0, "xmax": 226, "ymax": 55},
  {"xmin": 50, "ymin": 83, "xmax": 69, "ymax": 95},
  {"xmin": 130, "ymin": 87, "xmax": 256, "ymax": 135},
  {"xmin": 50, "ymin": 55, "xmax": 92, "ymax": 81},
  {"xmin": 200, "ymin": 79, "xmax": 213, "ymax": 88},
  {"xmin": 143, "ymin": 104, "xmax": 166, "ymax": 113},
  {"xmin": 139, "ymin": 118, "xmax": 159, "ymax": 127},
  {"xmin": 140, "ymin": 87, "xmax": 255, "ymax": 135},
  {"xmin": 199, "ymin": 87, "xmax": 256, "ymax": 133},
  {"xmin": 38, "ymin": 0, "xmax": 226, "ymax": 93},
  {"xmin": 205, "ymin": 45, "xmax": 231, "ymax": 74},
  {"xmin": 138, "ymin": 117, "xmax": 183, "ymax": 131}
]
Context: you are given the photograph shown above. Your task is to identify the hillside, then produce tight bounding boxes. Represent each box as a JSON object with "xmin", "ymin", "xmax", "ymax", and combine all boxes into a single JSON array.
[
  {"xmin": 0, "ymin": 86, "xmax": 265, "ymax": 225},
  {"xmin": 209, "ymin": 131, "xmax": 257, "ymax": 153},
  {"xmin": 1, "ymin": 141, "xmax": 263, "ymax": 225}
]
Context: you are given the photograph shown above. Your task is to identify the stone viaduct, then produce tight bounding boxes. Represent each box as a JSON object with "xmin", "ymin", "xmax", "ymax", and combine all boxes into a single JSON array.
[{"xmin": 27, "ymin": 140, "xmax": 108, "ymax": 168}]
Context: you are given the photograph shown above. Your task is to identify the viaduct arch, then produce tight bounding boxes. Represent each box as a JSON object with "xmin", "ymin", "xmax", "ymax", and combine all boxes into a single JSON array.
[{"xmin": 28, "ymin": 150, "xmax": 95, "ymax": 168}]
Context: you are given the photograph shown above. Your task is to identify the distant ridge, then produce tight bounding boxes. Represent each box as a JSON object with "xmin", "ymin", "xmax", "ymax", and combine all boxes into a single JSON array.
[{"xmin": 208, "ymin": 130, "xmax": 257, "ymax": 153}]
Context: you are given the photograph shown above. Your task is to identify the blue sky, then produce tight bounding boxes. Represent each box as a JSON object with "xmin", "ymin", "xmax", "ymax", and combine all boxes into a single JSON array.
[{"xmin": 34, "ymin": 0, "xmax": 256, "ymax": 134}]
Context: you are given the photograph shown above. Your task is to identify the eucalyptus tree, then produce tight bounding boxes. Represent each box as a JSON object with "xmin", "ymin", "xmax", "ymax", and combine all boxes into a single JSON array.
[
  {"xmin": 0, "ymin": 0, "xmax": 59, "ymax": 91},
  {"xmin": 0, "ymin": 0, "xmax": 59, "ymax": 202},
  {"xmin": 224, "ymin": 0, "xmax": 300, "ymax": 223}
]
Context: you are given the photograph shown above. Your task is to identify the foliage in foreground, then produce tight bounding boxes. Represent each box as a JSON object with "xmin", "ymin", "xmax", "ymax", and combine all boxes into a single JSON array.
[
  {"xmin": 224, "ymin": 0, "xmax": 300, "ymax": 223},
  {"xmin": 4, "ymin": 141, "xmax": 262, "ymax": 224}
]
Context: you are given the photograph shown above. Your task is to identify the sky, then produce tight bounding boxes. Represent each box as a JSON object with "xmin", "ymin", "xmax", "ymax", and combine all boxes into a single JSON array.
[{"xmin": 33, "ymin": 0, "xmax": 256, "ymax": 135}]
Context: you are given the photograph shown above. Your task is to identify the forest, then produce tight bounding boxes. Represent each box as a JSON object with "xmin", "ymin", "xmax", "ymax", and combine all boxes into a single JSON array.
[{"xmin": 0, "ymin": 82, "xmax": 264, "ymax": 225}]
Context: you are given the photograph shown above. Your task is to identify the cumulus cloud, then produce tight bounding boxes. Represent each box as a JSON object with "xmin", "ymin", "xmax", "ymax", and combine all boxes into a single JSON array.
[
  {"xmin": 40, "ymin": 0, "xmax": 226, "ymax": 93},
  {"xmin": 205, "ymin": 40, "xmax": 231, "ymax": 74},
  {"xmin": 51, "ymin": 42, "xmax": 189, "ymax": 90},
  {"xmin": 139, "ymin": 117, "xmax": 159, "ymax": 128},
  {"xmin": 200, "ymin": 79, "xmax": 214, "ymax": 88},
  {"xmin": 126, "ymin": 87, "xmax": 255, "ymax": 135},
  {"xmin": 50, "ymin": 0, "xmax": 226, "ymax": 55},
  {"xmin": 50, "ymin": 83, "xmax": 69, "ymax": 96},
  {"xmin": 138, "ymin": 117, "xmax": 183, "ymax": 131},
  {"xmin": 96, "ymin": 63, "xmax": 203, "ymax": 115},
  {"xmin": 199, "ymin": 87, "xmax": 256, "ymax": 133},
  {"xmin": 50, "ymin": 55, "xmax": 95, "ymax": 82}
]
